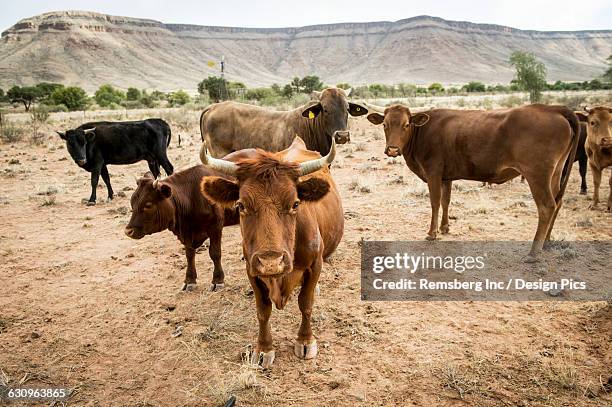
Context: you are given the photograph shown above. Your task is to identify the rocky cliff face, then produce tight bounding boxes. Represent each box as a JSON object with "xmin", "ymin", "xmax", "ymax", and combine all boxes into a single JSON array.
[{"xmin": 1, "ymin": 11, "xmax": 610, "ymax": 91}]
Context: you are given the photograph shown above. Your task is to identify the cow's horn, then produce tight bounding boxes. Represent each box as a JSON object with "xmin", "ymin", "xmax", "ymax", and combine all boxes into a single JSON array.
[
  {"xmin": 363, "ymin": 102, "xmax": 386, "ymax": 114},
  {"xmin": 84, "ymin": 128, "xmax": 96, "ymax": 134},
  {"xmin": 299, "ymin": 138, "xmax": 336, "ymax": 176},
  {"xmin": 199, "ymin": 142, "xmax": 238, "ymax": 176}
]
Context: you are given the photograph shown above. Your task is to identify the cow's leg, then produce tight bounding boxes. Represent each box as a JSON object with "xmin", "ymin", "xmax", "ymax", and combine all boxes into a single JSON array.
[
  {"xmin": 524, "ymin": 175, "xmax": 556, "ymax": 259},
  {"xmin": 426, "ymin": 177, "xmax": 442, "ymax": 240},
  {"xmin": 440, "ymin": 180, "xmax": 452, "ymax": 234},
  {"xmin": 251, "ymin": 278, "xmax": 275, "ymax": 368},
  {"xmin": 589, "ymin": 162, "xmax": 601, "ymax": 209},
  {"xmin": 87, "ymin": 166, "xmax": 102, "ymax": 205},
  {"xmin": 182, "ymin": 246, "xmax": 197, "ymax": 291},
  {"xmin": 147, "ymin": 161, "xmax": 161, "ymax": 178},
  {"xmin": 208, "ymin": 226, "xmax": 225, "ymax": 291},
  {"xmin": 158, "ymin": 151, "xmax": 174, "ymax": 176},
  {"xmin": 295, "ymin": 259, "xmax": 321, "ymax": 360},
  {"xmin": 100, "ymin": 165, "xmax": 114, "ymax": 202},
  {"xmin": 544, "ymin": 162, "xmax": 565, "ymax": 244},
  {"xmin": 579, "ymin": 156, "xmax": 588, "ymax": 195}
]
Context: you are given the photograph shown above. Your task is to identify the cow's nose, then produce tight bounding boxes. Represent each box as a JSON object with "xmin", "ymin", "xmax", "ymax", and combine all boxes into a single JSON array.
[
  {"xmin": 252, "ymin": 251, "xmax": 290, "ymax": 275},
  {"xmin": 76, "ymin": 159, "xmax": 87, "ymax": 166},
  {"xmin": 385, "ymin": 146, "xmax": 400, "ymax": 157},
  {"xmin": 124, "ymin": 227, "xmax": 135, "ymax": 238},
  {"xmin": 333, "ymin": 130, "xmax": 350, "ymax": 144}
]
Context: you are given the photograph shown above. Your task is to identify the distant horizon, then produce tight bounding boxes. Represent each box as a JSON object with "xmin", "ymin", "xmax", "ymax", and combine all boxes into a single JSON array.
[
  {"xmin": 4, "ymin": 11, "xmax": 612, "ymax": 34},
  {"xmin": 2, "ymin": 0, "xmax": 611, "ymax": 33}
]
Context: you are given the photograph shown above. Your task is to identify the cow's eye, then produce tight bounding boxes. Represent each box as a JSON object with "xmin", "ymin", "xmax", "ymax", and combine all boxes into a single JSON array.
[
  {"xmin": 292, "ymin": 201, "xmax": 300, "ymax": 210},
  {"xmin": 590, "ymin": 121, "xmax": 597, "ymax": 126},
  {"xmin": 383, "ymin": 123, "xmax": 388, "ymax": 129},
  {"xmin": 144, "ymin": 202, "xmax": 153, "ymax": 209},
  {"xmin": 237, "ymin": 201, "xmax": 245, "ymax": 212}
]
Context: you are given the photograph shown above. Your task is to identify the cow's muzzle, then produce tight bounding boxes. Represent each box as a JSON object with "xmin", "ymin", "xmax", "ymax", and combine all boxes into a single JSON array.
[
  {"xmin": 333, "ymin": 130, "xmax": 350, "ymax": 144},
  {"xmin": 76, "ymin": 159, "xmax": 87, "ymax": 166},
  {"xmin": 385, "ymin": 146, "xmax": 401, "ymax": 157},
  {"xmin": 124, "ymin": 227, "xmax": 145, "ymax": 240},
  {"xmin": 251, "ymin": 251, "xmax": 291, "ymax": 276}
]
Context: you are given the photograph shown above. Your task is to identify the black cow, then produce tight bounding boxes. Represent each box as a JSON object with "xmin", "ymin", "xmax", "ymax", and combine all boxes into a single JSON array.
[
  {"xmin": 57, "ymin": 119, "xmax": 174, "ymax": 205},
  {"xmin": 576, "ymin": 122, "xmax": 589, "ymax": 195}
]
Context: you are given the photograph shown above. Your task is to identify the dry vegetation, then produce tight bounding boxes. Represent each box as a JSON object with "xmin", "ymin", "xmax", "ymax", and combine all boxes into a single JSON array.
[{"xmin": 0, "ymin": 96, "xmax": 611, "ymax": 406}]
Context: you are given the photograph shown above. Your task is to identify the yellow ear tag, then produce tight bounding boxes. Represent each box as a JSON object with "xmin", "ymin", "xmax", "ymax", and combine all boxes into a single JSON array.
[{"xmin": 308, "ymin": 111, "xmax": 315, "ymax": 119}]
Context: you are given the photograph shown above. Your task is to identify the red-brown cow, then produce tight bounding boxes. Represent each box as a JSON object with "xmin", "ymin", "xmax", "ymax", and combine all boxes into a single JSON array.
[
  {"xmin": 199, "ymin": 137, "xmax": 343, "ymax": 368},
  {"xmin": 576, "ymin": 106, "xmax": 612, "ymax": 211},
  {"xmin": 367, "ymin": 104, "xmax": 579, "ymax": 259},
  {"xmin": 125, "ymin": 168, "xmax": 238, "ymax": 291}
]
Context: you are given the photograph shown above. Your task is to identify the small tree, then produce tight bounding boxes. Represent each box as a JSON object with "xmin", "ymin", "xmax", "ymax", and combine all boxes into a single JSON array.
[
  {"xmin": 604, "ymin": 55, "xmax": 612, "ymax": 82},
  {"xmin": 291, "ymin": 77, "xmax": 302, "ymax": 94},
  {"xmin": 300, "ymin": 75, "xmax": 324, "ymax": 94},
  {"xmin": 198, "ymin": 76, "xmax": 228, "ymax": 102},
  {"xmin": 35, "ymin": 83, "xmax": 64, "ymax": 103},
  {"xmin": 168, "ymin": 90, "xmax": 191, "ymax": 106},
  {"xmin": 428, "ymin": 82, "xmax": 444, "ymax": 94},
  {"xmin": 95, "ymin": 84, "xmax": 126, "ymax": 107},
  {"xmin": 7, "ymin": 86, "xmax": 40, "ymax": 111},
  {"xmin": 126, "ymin": 87, "xmax": 141, "ymax": 101},
  {"xmin": 463, "ymin": 81, "xmax": 486, "ymax": 92},
  {"xmin": 51, "ymin": 87, "xmax": 89, "ymax": 111},
  {"xmin": 509, "ymin": 51, "xmax": 547, "ymax": 103},
  {"xmin": 281, "ymin": 84, "xmax": 294, "ymax": 98},
  {"xmin": 0, "ymin": 88, "xmax": 5, "ymax": 102}
]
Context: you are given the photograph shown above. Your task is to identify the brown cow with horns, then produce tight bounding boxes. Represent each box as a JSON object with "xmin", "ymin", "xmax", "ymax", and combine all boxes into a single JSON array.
[
  {"xmin": 199, "ymin": 137, "xmax": 343, "ymax": 368},
  {"xmin": 366, "ymin": 103, "xmax": 580, "ymax": 260}
]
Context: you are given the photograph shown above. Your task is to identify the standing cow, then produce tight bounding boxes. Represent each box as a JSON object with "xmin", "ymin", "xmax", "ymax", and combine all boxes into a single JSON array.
[
  {"xmin": 200, "ymin": 87, "xmax": 368, "ymax": 157},
  {"xmin": 57, "ymin": 119, "xmax": 174, "ymax": 205},
  {"xmin": 576, "ymin": 106, "xmax": 612, "ymax": 211},
  {"xmin": 366, "ymin": 104, "xmax": 579, "ymax": 259},
  {"xmin": 125, "ymin": 169, "xmax": 239, "ymax": 291},
  {"xmin": 199, "ymin": 137, "xmax": 343, "ymax": 368}
]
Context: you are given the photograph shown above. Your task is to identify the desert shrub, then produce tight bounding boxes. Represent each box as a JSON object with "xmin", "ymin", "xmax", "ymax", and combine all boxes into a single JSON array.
[
  {"xmin": 0, "ymin": 122, "xmax": 25, "ymax": 143},
  {"xmin": 167, "ymin": 90, "xmax": 191, "ymax": 107},
  {"xmin": 500, "ymin": 95, "xmax": 524, "ymax": 108},
  {"xmin": 463, "ymin": 81, "xmax": 486, "ymax": 92},
  {"xmin": 95, "ymin": 84, "xmax": 126, "ymax": 107}
]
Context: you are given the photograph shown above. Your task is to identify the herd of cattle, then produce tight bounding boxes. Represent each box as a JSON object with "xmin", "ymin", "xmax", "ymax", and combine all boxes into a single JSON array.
[{"xmin": 56, "ymin": 87, "xmax": 612, "ymax": 368}]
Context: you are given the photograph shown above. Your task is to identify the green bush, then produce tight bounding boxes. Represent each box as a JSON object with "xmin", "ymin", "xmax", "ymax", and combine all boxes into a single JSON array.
[
  {"xmin": 126, "ymin": 87, "xmax": 141, "ymax": 101},
  {"xmin": 463, "ymin": 81, "xmax": 486, "ymax": 92},
  {"xmin": 167, "ymin": 90, "xmax": 191, "ymax": 106},
  {"xmin": 95, "ymin": 84, "xmax": 126, "ymax": 107},
  {"xmin": 50, "ymin": 86, "xmax": 89, "ymax": 111}
]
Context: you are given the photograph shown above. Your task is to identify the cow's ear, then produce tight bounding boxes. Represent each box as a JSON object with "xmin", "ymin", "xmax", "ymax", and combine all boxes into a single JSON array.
[
  {"xmin": 302, "ymin": 102, "xmax": 322, "ymax": 119},
  {"xmin": 201, "ymin": 176, "xmax": 239, "ymax": 206},
  {"xmin": 367, "ymin": 113, "xmax": 384, "ymax": 125},
  {"xmin": 411, "ymin": 113, "xmax": 430, "ymax": 127},
  {"xmin": 297, "ymin": 177, "xmax": 330, "ymax": 201},
  {"xmin": 158, "ymin": 183, "xmax": 172, "ymax": 199},
  {"xmin": 348, "ymin": 103, "xmax": 367, "ymax": 117},
  {"xmin": 83, "ymin": 128, "xmax": 96, "ymax": 141},
  {"xmin": 56, "ymin": 131, "xmax": 67, "ymax": 140},
  {"xmin": 575, "ymin": 112, "xmax": 588, "ymax": 122}
]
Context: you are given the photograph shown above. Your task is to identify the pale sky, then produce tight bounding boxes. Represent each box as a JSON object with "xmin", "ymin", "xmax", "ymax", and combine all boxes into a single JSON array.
[{"xmin": 1, "ymin": 0, "xmax": 611, "ymax": 33}]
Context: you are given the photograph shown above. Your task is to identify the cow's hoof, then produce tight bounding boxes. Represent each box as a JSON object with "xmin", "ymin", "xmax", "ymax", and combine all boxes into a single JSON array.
[
  {"xmin": 314, "ymin": 283, "xmax": 320, "ymax": 296},
  {"xmin": 580, "ymin": 190, "xmax": 587, "ymax": 195},
  {"xmin": 86, "ymin": 201, "xmax": 96, "ymax": 206},
  {"xmin": 250, "ymin": 348, "xmax": 275, "ymax": 369},
  {"xmin": 294, "ymin": 340, "xmax": 318, "ymax": 360},
  {"xmin": 425, "ymin": 234, "xmax": 437, "ymax": 241},
  {"xmin": 440, "ymin": 225, "xmax": 450, "ymax": 234},
  {"xmin": 210, "ymin": 283, "xmax": 224, "ymax": 292},
  {"xmin": 106, "ymin": 197, "xmax": 113, "ymax": 203},
  {"xmin": 182, "ymin": 283, "xmax": 197, "ymax": 291},
  {"xmin": 524, "ymin": 254, "xmax": 539, "ymax": 263}
]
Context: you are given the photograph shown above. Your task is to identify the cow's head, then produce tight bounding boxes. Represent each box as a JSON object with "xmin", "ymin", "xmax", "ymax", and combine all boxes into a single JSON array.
[
  {"xmin": 576, "ymin": 106, "xmax": 612, "ymax": 148},
  {"xmin": 125, "ymin": 172, "xmax": 174, "ymax": 239},
  {"xmin": 301, "ymin": 87, "xmax": 368, "ymax": 144},
  {"xmin": 199, "ymin": 140, "xmax": 335, "ymax": 308},
  {"xmin": 56, "ymin": 127, "xmax": 96, "ymax": 167},
  {"xmin": 366, "ymin": 104, "xmax": 430, "ymax": 157}
]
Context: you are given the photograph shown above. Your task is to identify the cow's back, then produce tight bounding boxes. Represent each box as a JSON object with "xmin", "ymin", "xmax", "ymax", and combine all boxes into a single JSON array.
[{"xmin": 201, "ymin": 102, "xmax": 300, "ymax": 157}]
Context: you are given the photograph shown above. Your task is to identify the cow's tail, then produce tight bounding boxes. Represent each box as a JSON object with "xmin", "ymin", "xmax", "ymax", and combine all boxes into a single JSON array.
[
  {"xmin": 199, "ymin": 105, "xmax": 214, "ymax": 142},
  {"xmin": 556, "ymin": 108, "xmax": 580, "ymax": 203},
  {"xmin": 166, "ymin": 124, "xmax": 172, "ymax": 147}
]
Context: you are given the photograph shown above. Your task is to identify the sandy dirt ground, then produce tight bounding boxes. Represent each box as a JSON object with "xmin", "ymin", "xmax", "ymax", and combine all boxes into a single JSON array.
[{"xmin": 0, "ymin": 112, "xmax": 611, "ymax": 406}]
